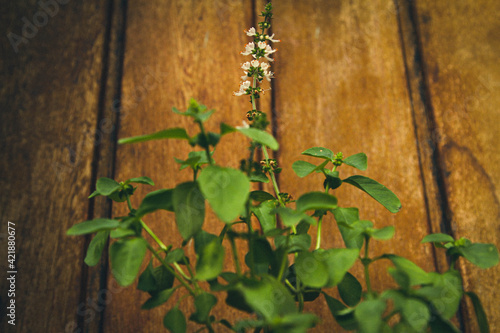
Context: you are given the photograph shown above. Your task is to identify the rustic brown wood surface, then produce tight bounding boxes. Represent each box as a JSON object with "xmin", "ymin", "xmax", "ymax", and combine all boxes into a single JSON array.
[
  {"xmin": 413, "ymin": 1, "xmax": 500, "ymax": 331},
  {"xmin": 1, "ymin": 0, "xmax": 498, "ymax": 332},
  {"xmin": 0, "ymin": 1, "xmax": 109, "ymax": 332}
]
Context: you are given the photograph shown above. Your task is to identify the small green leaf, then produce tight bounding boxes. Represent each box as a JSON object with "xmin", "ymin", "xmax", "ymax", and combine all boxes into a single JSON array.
[
  {"xmin": 343, "ymin": 175, "xmax": 401, "ymax": 213},
  {"xmin": 173, "ymin": 182, "xmax": 205, "ymax": 240},
  {"xmin": 302, "ymin": 147, "xmax": 334, "ymax": 160},
  {"xmin": 338, "ymin": 272, "xmax": 362, "ymax": 306},
  {"xmin": 249, "ymin": 190, "xmax": 276, "ymax": 203},
  {"xmin": 198, "ymin": 166, "xmax": 250, "ymax": 223},
  {"xmin": 371, "ymin": 226, "xmax": 395, "ymax": 240},
  {"xmin": 323, "ymin": 293, "xmax": 357, "ymax": 330},
  {"xmin": 236, "ymin": 275, "xmax": 297, "ymax": 320},
  {"xmin": 110, "ymin": 238, "xmax": 147, "ymax": 286},
  {"xmin": 193, "ymin": 230, "xmax": 217, "ymax": 255},
  {"xmin": 84, "ymin": 230, "xmax": 109, "ymax": 266},
  {"xmin": 142, "ymin": 289, "xmax": 175, "ymax": 310},
  {"xmin": 237, "ymin": 127, "xmax": 279, "ymax": 150},
  {"xmin": 88, "ymin": 190, "xmax": 100, "ymax": 199},
  {"xmin": 126, "ymin": 176, "xmax": 155, "ymax": 186},
  {"xmin": 249, "ymin": 173, "xmax": 269, "ymax": 183},
  {"xmin": 402, "ymin": 298, "xmax": 430, "ymax": 332},
  {"xmin": 195, "ymin": 239, "xmax": 224, "ymax": 281},
  {"xmin": 119, "ymin": 128, "xmax": 189, "ymax": 144},
  {"xmin": 252, "ymin": 201, "xmax": 277, "ymax": 233},
  {"xmin": 295, "ymin": 252, "xmax": 329, "ymax": 288},
  {"xmin": 343, "ymin": 153, "xmax": 367, "ymax": 171},
  {"xmin": 67, "ymin": 218, "xmax": 119, "ymax": 236},
  {"xmin": 96, "ymin": 177, "xmax": 121, "ymax": 196},
  {"xmin": 245, "ymin": 238, "xmax": 274, "ymax": 276},
  {"xmin": 466, "ymin": 291, "xmax": 489, "ymax": 333},
  {"xmin": 354, "ymin": 299, "xmax": 386, "ymax": 333},
  {"xmin": 292, "ymin": 160, "xmax": 317, "ymax": 178},
  {"xmin": 296, "ymin": 192, "xmax": 337, "ymax": 212},
  {"xmin": 421, "ymin": 233, "xmax": 455, "ymax": 243},
  {"xmin": 458, "ymin": 243, "xmax": 499, "ymax": 269},
  {"xmin": 164, "ymin": 249, "xmax": 185, "ymax": 264},
  {"xmin": 275, "ymin": 207, "xmax": 316, "ymax": 227},
  {"xmin": 384, "ymin": 254, "xmax": 431, "ymax": 286},
  {"xmin": 220, "ymin": 122, "xmax": 237, "ymax": 135},
  {"xmin": 275, "ymin": 234, "xmax": 312, "ymax": 253},
  {"xmin": 163, "ymin": 307, "xmax": 186, "ymax": 333},
  {"xmin": 190, "ymin": 293, "xmax": 217, "ymax": 324},
  {"xmin": 135, "ymin": 189, "xmax": 174, "ymax": 217},
  {"xmin": 320, "ymin": 248, "xmax": 360, "ymax": 287}
]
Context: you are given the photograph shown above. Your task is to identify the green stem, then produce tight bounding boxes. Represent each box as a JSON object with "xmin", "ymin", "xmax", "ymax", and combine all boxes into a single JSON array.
[
  {"xmin": 198, "ymin": 121, "xmax": 213, "ymax": 165},
  {"xmin": 315, "ymin": 216, "xmax": 324, "ymax": 250},
  {"xmin": 229, "ymin": 233, "xmax": 242, "ymax": 276},
  {"xmin": 277, "ymin": 233, "xmax": 290, "ymax": 281},
  {"xmin": 363, "ymin": 236, "xmax": 372, "ymax": 294},
  {"xmin": 262, "ymin": 146, "xmax": 285, "ymax": 207},
  {"xmin": 140, "ymin": 219, "xmax": 168, "ymax": 252},
  {"xmin": 126, "ymin": 195, "xmax": 133, "ymax": 212}
]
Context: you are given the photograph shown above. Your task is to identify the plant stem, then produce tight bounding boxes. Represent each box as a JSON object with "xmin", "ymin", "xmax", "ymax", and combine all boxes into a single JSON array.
[
  {"xmin": 229, "ymin": 233, "xmax": 242, "ymax": 276},
  {"xmin": 262, "ymin": 146, "xmax": 285, "ymax": 207},
  {"xmin": 277, "ymin": 233, "xmax": 290, "ymax": 281},
  {"xmin": 363, "ymin": 236, "xmax": 372, "ymax": 294},
  {"xmin": 198, "ymin": 121, "xmax": 213, "ymax": 165},
  {"xmin": 140, "ymin": 219, "xmax": 168, "ymax": 251},
  {"xmin": 315, "ymin": 216, "xmax": 324, "ymax": 250}
]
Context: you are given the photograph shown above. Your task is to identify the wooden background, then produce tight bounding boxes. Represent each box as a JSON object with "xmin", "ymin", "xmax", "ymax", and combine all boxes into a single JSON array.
[{"xmin": 1, "ymin": 0, "xmax": 499, "ymax": 332}]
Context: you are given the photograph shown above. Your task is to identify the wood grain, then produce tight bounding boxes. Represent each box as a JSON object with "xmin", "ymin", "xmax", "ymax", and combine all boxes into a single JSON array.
[
  {"xmin": 105, "ymin": 1, "xmax": 254, "ymax": 331},
  {"xmin": 0, "ymin": 1, "xmax": 108, "ymax": 332},
  {"xmin": 271, "ymin": 0, "xmax": 440, "ymax": 330},
  {"xmin": 414, "ymin": 0, "xmax": 500, "ymax": 331}
]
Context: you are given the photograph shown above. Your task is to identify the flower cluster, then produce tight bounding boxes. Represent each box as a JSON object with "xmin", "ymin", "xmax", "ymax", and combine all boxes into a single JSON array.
[{"xmin": 233, "ymin": 3, "xmax": 279, "ymax": 100}]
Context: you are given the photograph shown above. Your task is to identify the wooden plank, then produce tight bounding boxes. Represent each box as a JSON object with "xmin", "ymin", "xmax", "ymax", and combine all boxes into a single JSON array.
[
  {"xmin": 105, "ymin": 1, "xmax": 254, "ymax": 331},
  {"xmin": 271, "ymin": 0, "xmax": 439, "ymax": 330},
  {"xmin": 0, "ymin": 1, "xmax": 108, "ymax": 332},
  {"xmin": 413, "ymin": 1, "xmax": 500, "ymax": 331}
]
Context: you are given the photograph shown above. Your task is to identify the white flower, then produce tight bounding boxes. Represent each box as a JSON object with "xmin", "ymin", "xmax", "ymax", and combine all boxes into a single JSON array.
[
  {"xmin": 250, "ymin": 59, "xmax": 259, "ymax": 67},
  {"xmin": 260, "ymin": 62, "xmax": 270, "ymax": 71},
  {"xmin": 245, "ymin": 27, "xmax": 257, "ymax": 36},
  {"xmin": 241, "ymin": 42, "xmax": 255, "ymax": 56},
  {"xmin": 241, "ymin": 61, "xmax": 251, "ymax": 71},
  {"xmin": 233, "ymin": 80, "xmax": 251, "ymax": 96},
  {"xmin": 266, "ymin": 33, "xmax": 280, "ymax": 43},
  {"xmin": 264, "ymin": 70, "xmax": 274, "ymax": 81}
]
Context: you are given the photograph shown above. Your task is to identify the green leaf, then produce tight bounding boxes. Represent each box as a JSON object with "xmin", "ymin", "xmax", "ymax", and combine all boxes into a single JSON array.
[
  {"xmin": 384, "ymin": 255, "xmax": 431, "ymax": 286},
  {"xmin": 237, "ymin": 127, "xmax": 279, "ymax": 150},
  {"xmin": 275, "ymin": 234, "xmax": 311, "ymax": 253},
  {"xmin": 137, "ymin": 261, "xmax": 175, "ymax": 293},
  {"xmin": 338, "ymin": 272, "xmax": 362, "ymax": 307},
  {"xmin": 275, "ymin": 207, "xmax": 316, "ymax": 227},
  {"xmin": 271, "ymin": 313, "xmax": 319, "ymax": 332},
  {"xmin": 421, "ymin": 233, "xmax": 454, "ymax": 243},
  {"xmin": 163, "ymin": 307, "xmax": 186, "ymax": 333},
  {"xmin": 429, "ymin": 316, "xmax": 460, "ymax": 333},
  {"xmin": 198, "ymin": 166, "xmax": 250, "ymax": 223},
  {"xmin": 173, "ymin": 182, "xmax": 205, "ymax": 240},
  {"xmin": 118, "ymin": 128, "xmax": 189, "ymax": 144},
  {"xmin": 193, "ymin": 230, "xmax": 217, "ymax": 255},
  {"xmin": 320, "ymin": 248, "xmax": 360, "ymax": 287},
  {"xmin": 236, "ymin": 275, "xmax": 297, "ymax": 320},
  {"xmin": 343, "ymin": 153, "xmax": 367, "ymax": 171},
  {"xmin": 245, "ymin": 238, "xmax": 274, "ymax": 276},
  {"xmin": 96, "ymin": 177, "xmax": 121, "ymax": 196},
  {"xmin": 371, "ymin": 226, "xmax": 395, "ymax": 240},
  {"xmin": 195, "ymin": 239, "xmax": 224, "ymax": 281},
  {"xmin": 110, "ymin": 238, "xmax": 147, "ymax": 286},
  {"xmin": 126, "ymin": 176, "xmax": 155, "ymax": 186},
  {"xmin": 252, "ymin": 201, "xmax": 277, "ymax": 233},
  {"xmin": 343, "ymin": 175, "xmax": 401, "ymax": 213},
  {"xmin": 458, "ymin": 243, "xmax": 499, "ymax": 269},
  {"xmin": 135, "ymin": 189, "xmax": 174, "ymax": 217},
  {"xmin": 249, "ymin": 190, "xmax": 276, "ymax": 203},
  {"xmin": 142, "ymin": 289, "xmax": 175, "ymax": 310},
  {"xmin": 67, "ymin": 218, "xmax": 119, "ymax": 236},
  {"xmin": 324, "ymin": 293, "xmax": 357, "ymax": 330},
  {"xmin": 190, "ymin": 293, "xmax": 217, "ymax": 324},
  {"xmin": 333, "ymin": 207, "xmax": 364, "ymax": 249},
  {"xmin": 292, "ymin": 160, "xmax": 317, "ymax": 178},
  {"xmin": 220, "ymin": 122, "xmax": 236, "ymax": 135},
  {"xmin": 402, "ymin": 298, "xmax": 430, "ymax": 332},
  {"xmin": 302, "ymin": 147, "xmax": 334, "ymax": 160},
  {"xmin": 249, "ymin": 172, "xmax": 269, "ymax": 183},
  {"xmin": 88, "ymin": 190, "xmax": 100, "ymax": 199},
  {"xmin": 466, "ymin": 291, "xmax": 489, "ymax": 333},
  {"xmin": 84, "ymin": 230, "xmax": 109, "ymax": 266},
  {"xmin": 295, "ymin": 252, "xmax": 329, "ymax": 288},
  {"xmin": 354, "ymin": 299, "xmax": 386, "ymax": 333},
  {"xmin": 296, "ymin": 192, "xmax": 337, "ymax": 212},
  {"xmin": 165, "ymin": 249, "xmax": 185, "ymax": 264}
]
